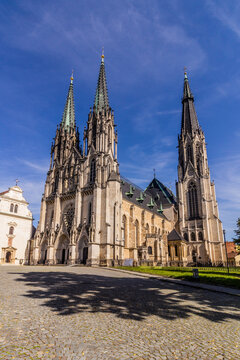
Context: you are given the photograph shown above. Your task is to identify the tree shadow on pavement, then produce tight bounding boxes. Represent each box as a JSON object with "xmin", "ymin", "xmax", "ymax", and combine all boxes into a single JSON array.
[{"xmin": 11, "ymin": 269, "xmax": 240, "ymax": 322}]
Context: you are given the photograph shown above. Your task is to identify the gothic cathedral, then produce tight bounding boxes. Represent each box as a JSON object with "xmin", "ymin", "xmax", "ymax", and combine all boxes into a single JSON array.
[{"xmin": 31, "ymin": 55, "xmax": 226, "ymax": 266}]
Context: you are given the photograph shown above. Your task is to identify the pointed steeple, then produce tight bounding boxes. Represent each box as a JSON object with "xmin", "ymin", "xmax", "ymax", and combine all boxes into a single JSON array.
[
  {"xmin": 181, "ymin": 71, "xmax": 200, "ymax": 136},
  {"xmin": 94, "ymin": 50, "xmax": 109, "ymax": 112},
  {"xmin": 61, "ymin": 72, "xmax": 75, "ymax": 131}
]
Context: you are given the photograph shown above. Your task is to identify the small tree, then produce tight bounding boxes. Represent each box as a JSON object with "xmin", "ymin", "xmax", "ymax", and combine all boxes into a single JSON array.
[{"xmin": 233, "ymin": 218, "xmax": 240, "ymax": 248}]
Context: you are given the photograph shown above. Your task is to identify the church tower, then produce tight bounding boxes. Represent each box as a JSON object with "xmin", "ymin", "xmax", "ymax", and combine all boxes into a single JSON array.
[
  {"xmin": 176, "ymin": 72, "xmax": 226, "ymax": 265},
  {"xmin": 82, "ymin": 52, "xmax": 122, "ymax": 265},
  {"xmin": 33, "ymin": 74, "xmax": 83, "ymax": 265}
]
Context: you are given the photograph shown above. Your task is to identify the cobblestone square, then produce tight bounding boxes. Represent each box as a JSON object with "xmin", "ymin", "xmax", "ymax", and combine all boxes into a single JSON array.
[{"xmin": 0, "ymin": 266, "xmax": 240, "ymax": 359}]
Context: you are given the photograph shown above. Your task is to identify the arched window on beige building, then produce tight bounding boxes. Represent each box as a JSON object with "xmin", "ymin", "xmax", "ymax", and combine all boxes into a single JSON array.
[
  {"xmin": 130, "ymin": 205, "xmax": 134, "ymax": 218},
  {"xmin": 14, "ymin": 204, "xmax": 18, "ymax": 213},
  {"xmin": 122, "ymin": 215, "xmax": 127, "ymax": 247},
  {"xmin": 151, "ymin": 215, "xmax": 155, "ymax": 233},
  {"xmin": 10, "ymin": 203, "xmax": 14, "ymax": 212},
  {"xmin": 135, "ymin": 220, "xmax": 139, "ymax": 248},
  {"xmin": 146, "ymin": 223, "xmax": 149, "ymax": 234}
]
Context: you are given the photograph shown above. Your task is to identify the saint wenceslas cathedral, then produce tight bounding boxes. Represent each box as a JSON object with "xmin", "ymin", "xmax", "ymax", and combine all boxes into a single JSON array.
[{"xmin": 30, "ymin": 54, "xmax": 226, "ymax": 266}]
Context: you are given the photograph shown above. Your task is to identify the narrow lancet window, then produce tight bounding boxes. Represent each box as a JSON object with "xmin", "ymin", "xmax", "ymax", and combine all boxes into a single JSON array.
[
  {"xmin": 187, "ymin": 182, "xmax": 199, "ymax": 219},
  {"xmin": 90, "ymin": 159, "xmax": 96, "ymax": 183}
]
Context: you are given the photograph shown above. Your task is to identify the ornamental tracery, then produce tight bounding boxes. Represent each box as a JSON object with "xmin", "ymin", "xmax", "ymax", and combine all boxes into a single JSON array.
[{"xmin": 63, "ymin": 204, "xmax": 75, "ymax": 235}]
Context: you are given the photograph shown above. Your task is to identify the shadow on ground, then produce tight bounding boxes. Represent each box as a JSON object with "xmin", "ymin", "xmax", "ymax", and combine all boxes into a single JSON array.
[{"xmin": 11, "ymin": 269, "xmax": 240, "ymax": 322}]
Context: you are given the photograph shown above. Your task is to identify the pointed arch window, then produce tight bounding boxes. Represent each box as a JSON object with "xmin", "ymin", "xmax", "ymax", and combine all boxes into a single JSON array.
[
  {"xmin": 191, "ymin": 232, "xmax": 196, "ymax": 241},
  {"xmin": 88, "ymin": 203, "xmax": 92, "ymax": 224},
  {"xmin": 122, "ymin": 215, "xmax": 127, "ymax": 244},
  {"xmin": 14, "ymin": 205, "xmax": 18, "ymax": 213},
  {"xmin": 90, "ymin": 159, "xmax": 96, "ymax": 183},
  {"xmin": 187, "ymin": 182, "xmax": 199, "ymax": 219},
  {"xmin": 10, "ymin": 203, "xmax": 14, "ymax": 212},
  {"xmin": 198, "ymin": 231, "xmax": 203, "ymax": 241},
  {"xmin": 135, "ymin": 220, "xmax": 139, "ymax": 247},
  {"xmin": 148, "ymin": 246, "xmax": 152, "ymax": 255},
  {"xmin": 146, "ymin": 223, "xmax": 149, "ymax": 234},
  {"xmin": 187, "ymin": 145, "xmax": 193, "ymax": 164}
]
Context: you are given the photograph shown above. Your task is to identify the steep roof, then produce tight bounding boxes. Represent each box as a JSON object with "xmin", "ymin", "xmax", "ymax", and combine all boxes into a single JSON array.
[
  {"xmin": 61, "ymin": 74, "xmax": 75, "ymax": 131},
  {"xmin": 167, "ymin": 229, "xmax": 184, "ymax": 241},
  {"xmin": 94, "ymin": 53, "xmax": 109, "ymax": 112},
  {"xmin": 145, "ymin": 178, "xmax": 177, "ymax": 206},
  {"xmin": 181, "ymin": 72, "xmax": 200, "ymax": 136},
  {"xmin": 121, "ymin": 176, "xmax": 166, "ymax": 219}
]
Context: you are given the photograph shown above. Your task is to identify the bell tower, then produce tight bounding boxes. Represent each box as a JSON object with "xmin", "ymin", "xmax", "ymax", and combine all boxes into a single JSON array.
[
  {"xmin": 81, "ymin": 52, "xmax": 122, "ymax": 266},
  {"xmin": 176, "ymin": 72, "xmax": 225, "ymax": 265}
]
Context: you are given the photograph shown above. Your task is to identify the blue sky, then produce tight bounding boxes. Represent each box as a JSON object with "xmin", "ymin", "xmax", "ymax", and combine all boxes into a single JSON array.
[{"xmin": 0, "ymin": 0, "xmax": 240, "ymax": 241}]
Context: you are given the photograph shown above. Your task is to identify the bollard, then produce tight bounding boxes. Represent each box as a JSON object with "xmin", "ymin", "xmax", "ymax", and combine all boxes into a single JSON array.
[{"xmin": 192, "ymin": 268, "xmax": 199, "ymax": 279}]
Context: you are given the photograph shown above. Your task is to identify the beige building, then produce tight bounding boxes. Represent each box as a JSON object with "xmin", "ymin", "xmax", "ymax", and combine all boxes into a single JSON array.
[
  {"xmin": 0, "ymin": 185, "xmax": 33, "ymax": 264},
  {"xmin": 30, "ymin": 56, "xmax": 226, "ymax": 267}
]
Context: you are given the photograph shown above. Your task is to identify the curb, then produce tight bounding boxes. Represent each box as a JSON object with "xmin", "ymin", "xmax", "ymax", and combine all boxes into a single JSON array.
[{"xmin": 102, "ymin": 267, "xmax": 240, "ymax": 297}]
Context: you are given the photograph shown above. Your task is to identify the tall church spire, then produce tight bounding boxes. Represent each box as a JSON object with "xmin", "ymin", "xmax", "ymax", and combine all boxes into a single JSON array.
[
  {"xmin": 61, "ymin": 72, "xmax": 75, "ymax": 131},
  {"xmin": 94, "ymin": 51, "xmax": 109, "ymax": 112},
  {"xmin": 181, "ymin": 71, "xmax": 199, "ymax": 136}
]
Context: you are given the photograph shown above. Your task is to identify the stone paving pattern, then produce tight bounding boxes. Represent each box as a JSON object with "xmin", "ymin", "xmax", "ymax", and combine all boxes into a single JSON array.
[{"xmin": 0, "ymin": 266, "xmax": 240, "ymax": 360}]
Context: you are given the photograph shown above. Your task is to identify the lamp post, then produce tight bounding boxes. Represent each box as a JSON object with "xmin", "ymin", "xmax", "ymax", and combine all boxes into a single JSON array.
[{"xmin": 223, "ymin": 229, "xmax": 229, "ymax": 274}]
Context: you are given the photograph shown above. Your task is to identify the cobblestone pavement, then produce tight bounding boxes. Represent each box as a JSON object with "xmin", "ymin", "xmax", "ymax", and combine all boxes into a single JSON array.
[{"xmin": 0, "ymin": 266, "xmax": 240, "ymax": 360}]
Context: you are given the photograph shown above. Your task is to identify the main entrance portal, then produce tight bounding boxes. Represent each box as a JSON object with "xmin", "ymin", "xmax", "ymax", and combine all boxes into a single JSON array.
[
  {"xmin": 56, "ymin": 235, "xmax": 70, "ymax": 265},
  {"xmin": 77, "ymin": 237, "xmax": 88, "ymax": 265}
]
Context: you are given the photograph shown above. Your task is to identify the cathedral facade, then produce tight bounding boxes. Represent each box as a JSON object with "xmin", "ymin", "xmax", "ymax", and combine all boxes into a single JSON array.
[{"xmin": 30, "ymin": 55, "xmax": 226, "ymax": 267}]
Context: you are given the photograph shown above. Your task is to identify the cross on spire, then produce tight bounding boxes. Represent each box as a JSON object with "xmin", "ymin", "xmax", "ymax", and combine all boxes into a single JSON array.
[{"xmin": 15, "ymin": 179, "xmax": 19, "ymax": 186}]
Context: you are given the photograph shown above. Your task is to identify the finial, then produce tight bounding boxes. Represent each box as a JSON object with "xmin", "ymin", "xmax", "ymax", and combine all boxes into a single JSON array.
[
  {"xmin": 15, "ymin": 179, "xmax": 19, "ymax": 186},
  {"xmin": 70, "ymin": 69, "xmax": 74, "ymax": 83},
  {"xmin": 153, "ymin": 169, "xmax": 156, "ymax": 179},
  {"xmin": 101, "ymin": 46, "xmax": 104, "ymax": 62},
  {"xmin": 184, "ymin": 66, "xmax": 188, "ymax": 79}
]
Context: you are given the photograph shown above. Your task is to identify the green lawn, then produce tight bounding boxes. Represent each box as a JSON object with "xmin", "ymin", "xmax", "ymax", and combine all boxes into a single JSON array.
[{"xmin": 116, "ymin": 266, "xmax": 240, "ymax": 290}]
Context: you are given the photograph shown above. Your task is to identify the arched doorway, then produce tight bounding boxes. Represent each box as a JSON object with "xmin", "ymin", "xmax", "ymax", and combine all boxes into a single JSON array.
[
  {"xmin": 40, "ymin": 241, "xmax": 48, "ymax": 264},
  {"xmin": 83, "ymin": 247, "xmax": 88, "ymax": 265},
  {"xmin": 55, "ymin": 235, "xmax": 70, "ymax": 265},
  {"xmin": 77, "ymin": 236, "xmax": 88, "ymax": 265},
  {"xmin": 61, "ymin": 248, "xmax": 66, "ymax": 264},
  {"xmin": 6, "ymin": 251, "xmax": 11, "ymax": 263}
]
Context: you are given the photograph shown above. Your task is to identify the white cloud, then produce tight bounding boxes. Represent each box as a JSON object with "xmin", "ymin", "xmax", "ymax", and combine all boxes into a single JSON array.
[
  {"xmin": 19, "ymin": 159, "xmax": 48, "ymax": 173},
  {"xmin": 0, "ymin": 1, "xmax": 206, "ymax": 86},
  {"xmin": 207, "ymin": 1, "xmax": 240, "ymax": 39}
]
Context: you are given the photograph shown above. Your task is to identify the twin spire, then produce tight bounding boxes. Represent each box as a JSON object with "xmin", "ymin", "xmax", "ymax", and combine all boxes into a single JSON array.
[
  {"xmin": 61, "ymin": 52, "xmax": 109, "ymax": 130},
  {"xmin": 61, "ymin": 57, "xmax": 200, "ymax": 138}
]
